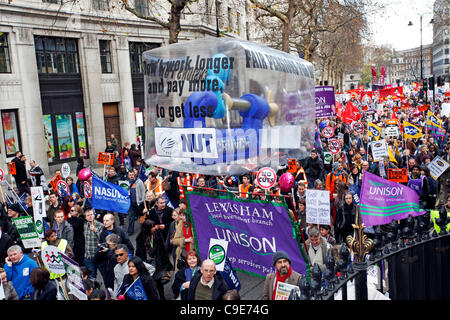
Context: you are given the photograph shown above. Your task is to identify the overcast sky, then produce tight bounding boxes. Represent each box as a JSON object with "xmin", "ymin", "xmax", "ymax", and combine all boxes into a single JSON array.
[{"xmin": 367, "ymin": 0, "xmax": 436, "ymax": 51}]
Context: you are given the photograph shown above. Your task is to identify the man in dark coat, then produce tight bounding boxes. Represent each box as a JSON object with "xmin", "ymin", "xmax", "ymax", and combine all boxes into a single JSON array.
[
  {"xmin": 0, "ymin": 221, "xmax": 14, "ymax": 267},
  {"xmin": 99, "ymin": 213, "xmax": 134, "ymax": 255},
  {"xmin": 147, "ymin": 196, "xmax": 173, "ymax": 241},
  {"xmin": 187, "ymin": 259, "xmax": 228, "ymax": 300},
  {"xmin": 301, "ymin": 149, "xmax": 325, "ymax": 188},
  {"xmin": 15, "ymin": 155, "xmax": 29, "ymax": 196}
]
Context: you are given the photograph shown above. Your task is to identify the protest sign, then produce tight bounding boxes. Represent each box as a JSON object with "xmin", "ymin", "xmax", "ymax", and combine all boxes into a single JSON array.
[
  {"xmin": 41, "ymin": 245, "xmax": 66, "ymax": 276},
  {"xmin": 60, "ymin": 252, "xmax": 88, "ymax": 300},
  {"xmin": 306, "ymin": 189, "xmax": 330, "ymax": 225},
  {"xmin": 385, "ymin": 126, "xmax": 399, "ymax": 137},
  {"xmin": 97, "ymin": 152, "xmax": 114, "ymax": 166},
  {"xmin": 387, "ymin": 168, "xmax": 408, "ymax": 183},
  {"xmin": 30, "ymin": 186, "xmax": 46, "ymax": 238},
  {"xmin": 256, "ymin": 167, "xmax": 277, "ymax": 190},
  {"xmin": 315, "ymin": 86, "xmax": 336, "ymax": 118},
  {"xmin": 0, "ymin": 168, "xmax": 4, "ymax": 182},
  {"xmin": 56, "ymin": 180, "xmax": 69, "ymax": 198},
  {"xmin": 352, "ymin": 122, "xmax": 364, "ymax": 134},
  {"xmin": 83, "ymin": 181, "xmax": 92, "ymax": 198},
  {"xmin": 427, "ymin": 156, "xmax": 450, "ymax": 180},
  {"xmin": 274, "ymin": 282, "xmax": 300, "ymax": 300},
  {"xmin": 371, "ymin": 140, "xmax": 388, "ymax": 162},
  {"xmin": 323, "ymin": 152, "xmax": 332, "ymax": 165},
  {"xmin": 322, "ymin": 126, "xmax": 334, "ymax": 138},
  {"xmin": 8, "ymin": 162, "xmax": 16, "ymax": 175},
  {"xmin": 12, "ymin": 216, "xmax": 41, "ymax": 248},
  {"xmin": 91, "ymin": 175, "xmax": 130, "ymax": 214},
  {"xmin": 208, "ymin": 239, "xmax": 228, "ymax": 272},
  {"xmin": 61, "ymin": 163, "xmax": 71, "ymax": 179},
  {"xmin": 49, "ymin": 174, "xmax": 62, "ymax": 192},
  {"xmin": 186, "ymin": 191, "xmax": 308, "ymax": 277},
  {"xmin": 329, "ymin": 139, "xmax": 341, "ymax": 154},
  {"xmin": 360, "ymin": 171, "xmax": 425, "ymax": 227},
  {"xmin": 287, "ymin": 159, "xmax": 298, "ymax": 175}
]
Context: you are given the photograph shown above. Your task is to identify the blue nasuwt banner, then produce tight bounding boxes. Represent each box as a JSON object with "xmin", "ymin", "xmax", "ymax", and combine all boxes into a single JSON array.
[{"xmin": 91, "ymin": 175, "xmax": 130, "ymax": 214}]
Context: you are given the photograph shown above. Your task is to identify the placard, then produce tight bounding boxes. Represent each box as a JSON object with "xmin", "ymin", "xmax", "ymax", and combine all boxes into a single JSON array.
[
  {"xmin": 12, "ymin": 216, "xmax": 41, "ymax": 248},
  {"xmin": 49, "ymin": 174, "xmax": 62, "ymax": 192},
  {"xmin": 97, "ymin": 152, "xmax": 114, "ymax": 166},
  {"xmin": 287, "ymin": 159, "xmax": 298, "ymax": 175},
  {"xmin": 329, "ymin": 139, "xmax": 341, "ymax": 154},
  {"xmin": 60, "ymin": 252, "xmax": 88, "ymax": 300},
  {"xmin": 387, "ymin": 168, "xmax": 408, "ymax": 183},
  {"xmin": 256, "ymin": 167, "xmax": 277, "ymax": 190},
  {"xmin": 427, "ymin": 156, "xmax": 450, "ymax": 180},
  {"xmin": 323, "ymin": 152, "xmax": 332, "ymax": 164},
  {"xmin": 274, "ymin": 281, "xmax": 300, "ymax": 300},
  {"xmin": 306, "ymin": 189, "xmax": 330, "ymax": 225},
  {"xmin": 31, "ymin": 186, "xmax": 46, "ymax": 238},
  {"xmin": 370, "ymin": 140, "xmax": 388, "ymax": 162},
  {"xmin": 61, "ymin": 163, "xmax": 71, "ymax": 179},
  {"xmin": 322, "ymin": 126, "xmax": 334, "ymax": 138},
  {"xmin": 41, "ymin": 245, "xmax": 65, "ymax": 275},
  {"xmin": 385, "ymin": 126, "xmax": 399, "ymax": 137},
  {"xmin": 8, "ymin": 162, "xmax": 16, "ymax": 175},
  {"xmin": 208, "ymin": 239, "xmax": 228, "ymax": 272}
]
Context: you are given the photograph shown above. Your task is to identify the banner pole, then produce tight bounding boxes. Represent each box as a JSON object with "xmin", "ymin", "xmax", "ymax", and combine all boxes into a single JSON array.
[{"xmin": 59, "ymin": 276, "xmax": 70, "ymax": 300}]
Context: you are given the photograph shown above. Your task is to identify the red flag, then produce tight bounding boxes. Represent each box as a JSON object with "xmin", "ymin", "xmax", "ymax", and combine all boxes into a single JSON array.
[
  {"xmin": 371, "ymin": 66, "xmax": 378, "ymax": 84},
  {"xmin": 336, "ymin": 100, "xmax": 343, "ymax": 119},
  {"xmin": 341, "ymin": 101, "xmax": 361, "ymax": 124}
]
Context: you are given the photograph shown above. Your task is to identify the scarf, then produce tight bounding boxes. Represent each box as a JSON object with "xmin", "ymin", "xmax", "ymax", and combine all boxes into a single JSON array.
[
  {"xmin": 272, "ymin": 266, "xmax": 292, "ymax": 300},
  {"xmin": 183, "ymin": 221, "xmax": 192, "ymax": 252}
]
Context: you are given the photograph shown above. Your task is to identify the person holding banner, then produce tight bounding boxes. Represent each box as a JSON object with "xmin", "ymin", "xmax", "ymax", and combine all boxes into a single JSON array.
[
  {"xmin": 118, "ymin": 256, "xmax": 160, "ymax": 300},
  {"xmin": 40, "ymin": 229, "xmax": 73, "ymax": 280},
  {"xmin": 262, "ymin": 251, "xmax": 301, "ymax": 300}
]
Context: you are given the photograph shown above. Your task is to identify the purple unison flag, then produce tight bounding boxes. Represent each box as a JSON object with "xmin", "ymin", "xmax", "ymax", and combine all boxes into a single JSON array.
[
  {"xmin": 360, "ymin": 171, "xmax": 425, "ymax": 227},
  {"xmin": 315, "ymin": 86, "xmax": 336, "ymax": 118},
  {"xmin": 186, "ymin": 191, "xmax": 308, "ymax": 278}
]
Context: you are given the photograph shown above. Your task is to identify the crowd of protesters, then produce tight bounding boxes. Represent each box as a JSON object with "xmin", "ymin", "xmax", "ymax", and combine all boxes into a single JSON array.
[{"xmin": 1, "ymin": 86, "xmax": 449, "ymax": 300}]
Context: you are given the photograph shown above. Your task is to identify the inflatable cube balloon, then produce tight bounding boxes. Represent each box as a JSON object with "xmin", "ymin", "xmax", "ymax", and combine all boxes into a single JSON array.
[
  {"xmin": 143, "ymin": 38, "xmax": 315, "ymax": 176},
  {"xmin": 279, "ymin": 172, "xmax": 295, "ymax": 192},
  {"xmin": 78, "ymin": 168, "xmax": 92, "ymax": 181}
]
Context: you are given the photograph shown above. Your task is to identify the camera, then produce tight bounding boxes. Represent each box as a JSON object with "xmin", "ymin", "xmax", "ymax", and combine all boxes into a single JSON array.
[{"xmin": 99, "ymin": 243, "xmax": 109, "ymax": 251}]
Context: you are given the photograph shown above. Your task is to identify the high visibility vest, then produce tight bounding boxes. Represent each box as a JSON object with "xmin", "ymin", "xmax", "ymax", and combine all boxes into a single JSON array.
[
  {"xmin": 41, "ymin": 239, "xmax": 68, "ymax": 279},
  {"xmin": 239, "ymin": 184, "xmax": 252, "ymax": 198},
  {"xmin": 177, "ymin": 174, "xmax": 192, "ymax": 200},
  {"xmin": 145, "ymin": 178, "xmax": 165, "ymax": 197},
  {"xmin": 296, "ymin": 167, "xmax": 308, "ymax": 189},
  {"xmin": 431, "ymin": 210, "xmax": 450, "ymax": 233}
]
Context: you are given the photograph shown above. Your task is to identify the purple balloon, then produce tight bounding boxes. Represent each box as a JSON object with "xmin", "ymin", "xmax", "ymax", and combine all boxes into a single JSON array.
[
  {"xmin": 78, "ymin": 168, "xmax": 92, "ymax": 181},
  {"xmin": 279, "ymin": 172, "xmax": 295, "ymax": 192}
]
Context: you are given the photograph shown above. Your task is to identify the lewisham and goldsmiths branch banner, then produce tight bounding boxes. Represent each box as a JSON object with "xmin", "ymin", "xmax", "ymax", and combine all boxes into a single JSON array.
[{"xmin": 186, "ymin": 191, "xmax": 308, "ymax": 278}]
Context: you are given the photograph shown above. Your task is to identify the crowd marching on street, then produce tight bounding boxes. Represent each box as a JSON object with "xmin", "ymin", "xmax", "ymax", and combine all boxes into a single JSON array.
[{"xmin": 1, "ymin": 85, "xmax": 450, "ymax": 301}]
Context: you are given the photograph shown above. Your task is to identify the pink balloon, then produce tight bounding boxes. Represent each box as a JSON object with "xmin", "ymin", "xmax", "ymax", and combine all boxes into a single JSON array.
[
  {"xmin": 78, "ymin": 168, "xmax": 92, "ymax": 181},
  {"xmin": 279, "ymin": 172, "xmax": 295, "ymax": 192}
]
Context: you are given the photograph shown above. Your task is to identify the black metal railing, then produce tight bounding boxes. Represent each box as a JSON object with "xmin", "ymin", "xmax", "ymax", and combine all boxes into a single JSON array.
[{"xmin": 289, "ymin": 210, "xmax": 450, "ymax": 300}]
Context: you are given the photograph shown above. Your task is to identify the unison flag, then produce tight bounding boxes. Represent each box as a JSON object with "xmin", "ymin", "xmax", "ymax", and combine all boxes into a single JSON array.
[
  {"xmin": 186, "ymin": 191, "xmax": 308, "ymax": 277},
  {"xmin": 360, "ymin": 171, "xmax": 425, "ymax": 227},
  {"xmin": 91, "ymin": 175, "xmax": 130, "ymax": 214}
]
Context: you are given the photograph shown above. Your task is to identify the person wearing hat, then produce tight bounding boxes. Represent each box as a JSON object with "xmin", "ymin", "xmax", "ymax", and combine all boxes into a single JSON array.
[
  {"xmin": 325, "ymin": 161, "xmax": 347, "ymax": 202},
  {"xmin": 262, "ymin": 251, "xmax": 301, "ymax": 300}
]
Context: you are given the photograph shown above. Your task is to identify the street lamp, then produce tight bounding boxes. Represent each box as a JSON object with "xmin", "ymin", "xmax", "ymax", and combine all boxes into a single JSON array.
[{"xmin": 407, "ymin": 14, "xmax": 434, "ymax": 82}]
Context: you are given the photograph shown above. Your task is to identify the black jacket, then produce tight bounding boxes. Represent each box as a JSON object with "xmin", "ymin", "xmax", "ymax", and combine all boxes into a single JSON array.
[
  {"xmin": 0, "ymin": 231, "xmax": 13, "ymax": 267},
  {"xmin": 32, "ymin": 281, "xmax": 57, "ymax": 300},
  {"xmin": 94, "ymin": 247, "xmax": 117, "ymax": 290},
  {"xmin": 302, "ymin": 156, "xmax": 325, "ymax": 181},
  {"xmin": 135, "ymin": 230, "xmax": 171, "ymax": 275},
  {"xmin": 120, "ymin": 273, "xmax": 160, "ymax": 300},
  {"xmin": 15, "ymin": 160, "xmax": 28, "ymax": 185},
  {"xmin": 99, "ymin": 225, "xmax": 135, "ymax": 255},
  {"xmin": 187, "ymin": 272, "xmax": 229, "ymax": 300},
  {"xmin": 147, "ymin": 206, "xmax": 174, "ymax": 241}
]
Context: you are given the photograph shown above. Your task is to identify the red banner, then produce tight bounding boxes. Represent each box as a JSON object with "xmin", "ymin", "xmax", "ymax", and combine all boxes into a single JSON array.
[
  {"xmin": 371, "ymin": 66, "xmax": 378, "ymax": 85},
  {"xmin": 341, "ymin": 101, "xmax": 362, "ymax": 124},
  {"xmin": 378, "ymin": 87, "xmax": 404, "ymax": 99}
]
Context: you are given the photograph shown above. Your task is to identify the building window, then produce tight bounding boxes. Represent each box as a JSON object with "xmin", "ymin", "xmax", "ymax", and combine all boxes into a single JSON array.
[
  {"xmin": 35, "ymin": 37, "xmax": 79, "ymax": 74},
  {"xmin": 93, "ymin": 0, "xmax": 109, "ymax": 10},
  {"xmin": 99, "ymin": 40, "xmax": 112, "ymax": 73},
  {"xmin": 1, "ymin": 110, "xmax": 21, "ymax": 158},
  {"xmin": 129, "ymin": 42, "xmax": 159, "ymax": 73},
  {"xmin": 135, "ymin": 0, "xmax": 149, "ymax": 16},
  {"xmin": 227, "ymin": 7, "xmax": 234, "ymax": 31},
  {"xmin": 43, "ymin": 112, "xmax": 88, "ymax": 162},
  {"xmin": 0, "ymin": 33, "xmax": 11, "ymax": 73}
]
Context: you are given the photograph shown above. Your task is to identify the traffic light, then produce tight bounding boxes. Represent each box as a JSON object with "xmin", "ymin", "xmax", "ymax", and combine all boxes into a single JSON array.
[
  {"xmin": 423, "ymin": 78, "xmax": 428, "ymax": 91},
  {"xmin": 429, "ymin": 76, "xmax": 435, "ymax": 89},
  {"xmin": 437, "ymin": 76, "xmax": 445, "ymax": 87}
]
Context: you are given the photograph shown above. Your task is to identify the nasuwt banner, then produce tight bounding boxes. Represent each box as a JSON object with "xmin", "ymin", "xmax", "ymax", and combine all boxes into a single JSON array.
[
  {"xmin": 91, "ymin": 175, "xmax": 130, "ymax": 214},
  {"xmin": 315, "ymin": 86, "xmax": 335, "ymax": 118},
  {"xmin": 360, "ymin": 171, "xmax": 425, "ymax": 227},
  {"xmin": 186, "ymin": 191, "xmax": 308, "ymax": 278}
]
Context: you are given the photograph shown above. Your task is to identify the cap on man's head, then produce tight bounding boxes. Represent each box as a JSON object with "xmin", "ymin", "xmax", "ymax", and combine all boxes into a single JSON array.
[
  {"xmin": 273, "ymin": 251, "xmax": 291, "ymax": 266},
  {"xmin": 8, "ymin": 203, "xmax": 22, "ymax": 213}
]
